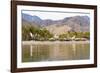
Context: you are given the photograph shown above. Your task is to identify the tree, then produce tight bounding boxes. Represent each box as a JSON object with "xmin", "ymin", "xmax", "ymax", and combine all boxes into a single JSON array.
[{"xmin": 22, "ymin": 25, "xmax": 53, "ymax": 41}]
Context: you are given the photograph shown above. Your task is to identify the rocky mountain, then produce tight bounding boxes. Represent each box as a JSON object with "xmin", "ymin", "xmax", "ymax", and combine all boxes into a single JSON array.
[{"xmin": 22, "ymin": 13, "xmax": 90, "ymax": 33}]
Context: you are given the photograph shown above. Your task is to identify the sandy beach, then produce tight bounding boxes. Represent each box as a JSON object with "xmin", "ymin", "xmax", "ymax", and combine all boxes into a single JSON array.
[{"xmin": 22, "ymin": 41, "xmax": 90, "ymax": 45}]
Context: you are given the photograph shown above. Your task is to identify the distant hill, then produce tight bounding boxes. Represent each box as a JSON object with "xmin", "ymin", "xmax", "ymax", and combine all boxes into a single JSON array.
[
  {"xmin": 22, "ymin": 13, "xmax": 90, "ymax": 35},
  {"xmin": 45, "ymin": 24, "xmax": 71, "ymax": 35}
]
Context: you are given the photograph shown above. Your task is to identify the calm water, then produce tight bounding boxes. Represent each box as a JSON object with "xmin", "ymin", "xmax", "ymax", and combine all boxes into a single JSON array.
[{"xmin": 22, "ymin": 41, "xmax": 90, "ymax": 62}]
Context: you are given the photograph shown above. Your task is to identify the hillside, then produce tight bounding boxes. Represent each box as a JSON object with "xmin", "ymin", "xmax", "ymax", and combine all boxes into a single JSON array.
[
  {"xmin": 45, "ymin": 24, "xmax": 71, "ymax": 35},
  {"xmin": 22, "ymin": 13, "xmax": 90, "ymax": 35}
]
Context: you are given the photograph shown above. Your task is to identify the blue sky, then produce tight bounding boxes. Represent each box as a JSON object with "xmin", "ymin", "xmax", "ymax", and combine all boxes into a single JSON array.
[{"xmin": 22, "ymin": 10, "xmax": 90, "ymax": 20}]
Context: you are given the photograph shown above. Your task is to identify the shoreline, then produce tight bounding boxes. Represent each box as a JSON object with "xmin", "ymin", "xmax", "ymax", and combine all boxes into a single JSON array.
[{"xmin": 22, "ymin": 40, "xmax": 90, "ymax": 45}]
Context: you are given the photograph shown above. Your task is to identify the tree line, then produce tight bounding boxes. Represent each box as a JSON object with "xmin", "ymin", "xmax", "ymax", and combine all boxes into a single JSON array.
[
  {"xmin": 22, "ymin": 25, "xmax": 90, "ymax": 41},
  {"xmin": 22, "ymin": 25, "xmax": 53, "ymax": 41}
]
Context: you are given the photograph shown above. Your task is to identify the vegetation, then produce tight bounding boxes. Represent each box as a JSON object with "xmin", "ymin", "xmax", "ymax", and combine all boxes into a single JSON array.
[
  {"xmin": 22, "ymin": 25, "xmax": 53, "ymax": 41},
  {"xmin": 59, "ymin": 32, "xmax": 90, "ymax": 41},
  {"xmin": 22, "ymin": 25, "xmax": 90, "ymax": 41},
  {"xmin": 59, "ymin": 32, "xmax": 90, "ymax": 39}
]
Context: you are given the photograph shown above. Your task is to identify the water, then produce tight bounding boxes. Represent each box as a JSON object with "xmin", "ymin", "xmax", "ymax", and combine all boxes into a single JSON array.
[{"xmin": 22, "ymin": 41, "xmax": 90, "ymax": 62}]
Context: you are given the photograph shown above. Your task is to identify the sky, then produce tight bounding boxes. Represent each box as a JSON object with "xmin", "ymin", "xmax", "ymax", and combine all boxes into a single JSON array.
[{"xmin": 22, "ymin": 10, "xmax": 90, "ymax": 20}]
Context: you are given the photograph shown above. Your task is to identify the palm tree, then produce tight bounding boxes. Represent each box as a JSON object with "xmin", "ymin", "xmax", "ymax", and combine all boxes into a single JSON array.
[{"xmin": 71, "ymin": 35, "xmax": 76, "ymax": 40}]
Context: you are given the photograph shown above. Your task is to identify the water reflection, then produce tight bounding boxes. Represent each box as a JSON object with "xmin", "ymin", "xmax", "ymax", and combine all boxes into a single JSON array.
[{"xmin": 22, "ymin": 41, "xmax": 90, "ymax": 62}]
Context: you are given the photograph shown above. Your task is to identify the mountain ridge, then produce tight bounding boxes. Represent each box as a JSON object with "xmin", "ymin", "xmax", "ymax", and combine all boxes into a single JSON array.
[{"xmin": 22, "ymin": 13, "xmax": 90, "ymax": 32}]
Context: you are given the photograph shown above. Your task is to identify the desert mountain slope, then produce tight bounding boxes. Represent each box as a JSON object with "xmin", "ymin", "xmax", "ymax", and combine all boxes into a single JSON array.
[{"xmin": 22, "ymin": 13, "xmax": 90, "ymax": 35}]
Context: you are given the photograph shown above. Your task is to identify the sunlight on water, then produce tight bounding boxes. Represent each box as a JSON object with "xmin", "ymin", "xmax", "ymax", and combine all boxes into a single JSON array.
[{"xmin": 22, "ymin": 41, "xmax": 90, "ymax": 62}]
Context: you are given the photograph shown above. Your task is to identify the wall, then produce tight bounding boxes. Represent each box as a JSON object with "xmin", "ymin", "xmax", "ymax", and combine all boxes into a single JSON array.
[{"xmin": 0, "ymin": 0, "xmax": 99, "ymax": 73}]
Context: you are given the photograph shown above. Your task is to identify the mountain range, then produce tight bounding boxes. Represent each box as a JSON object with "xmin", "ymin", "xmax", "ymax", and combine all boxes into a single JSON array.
[{"xmin": 22, "ymin": 13, "xmax": 90, "ymax": 35}]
